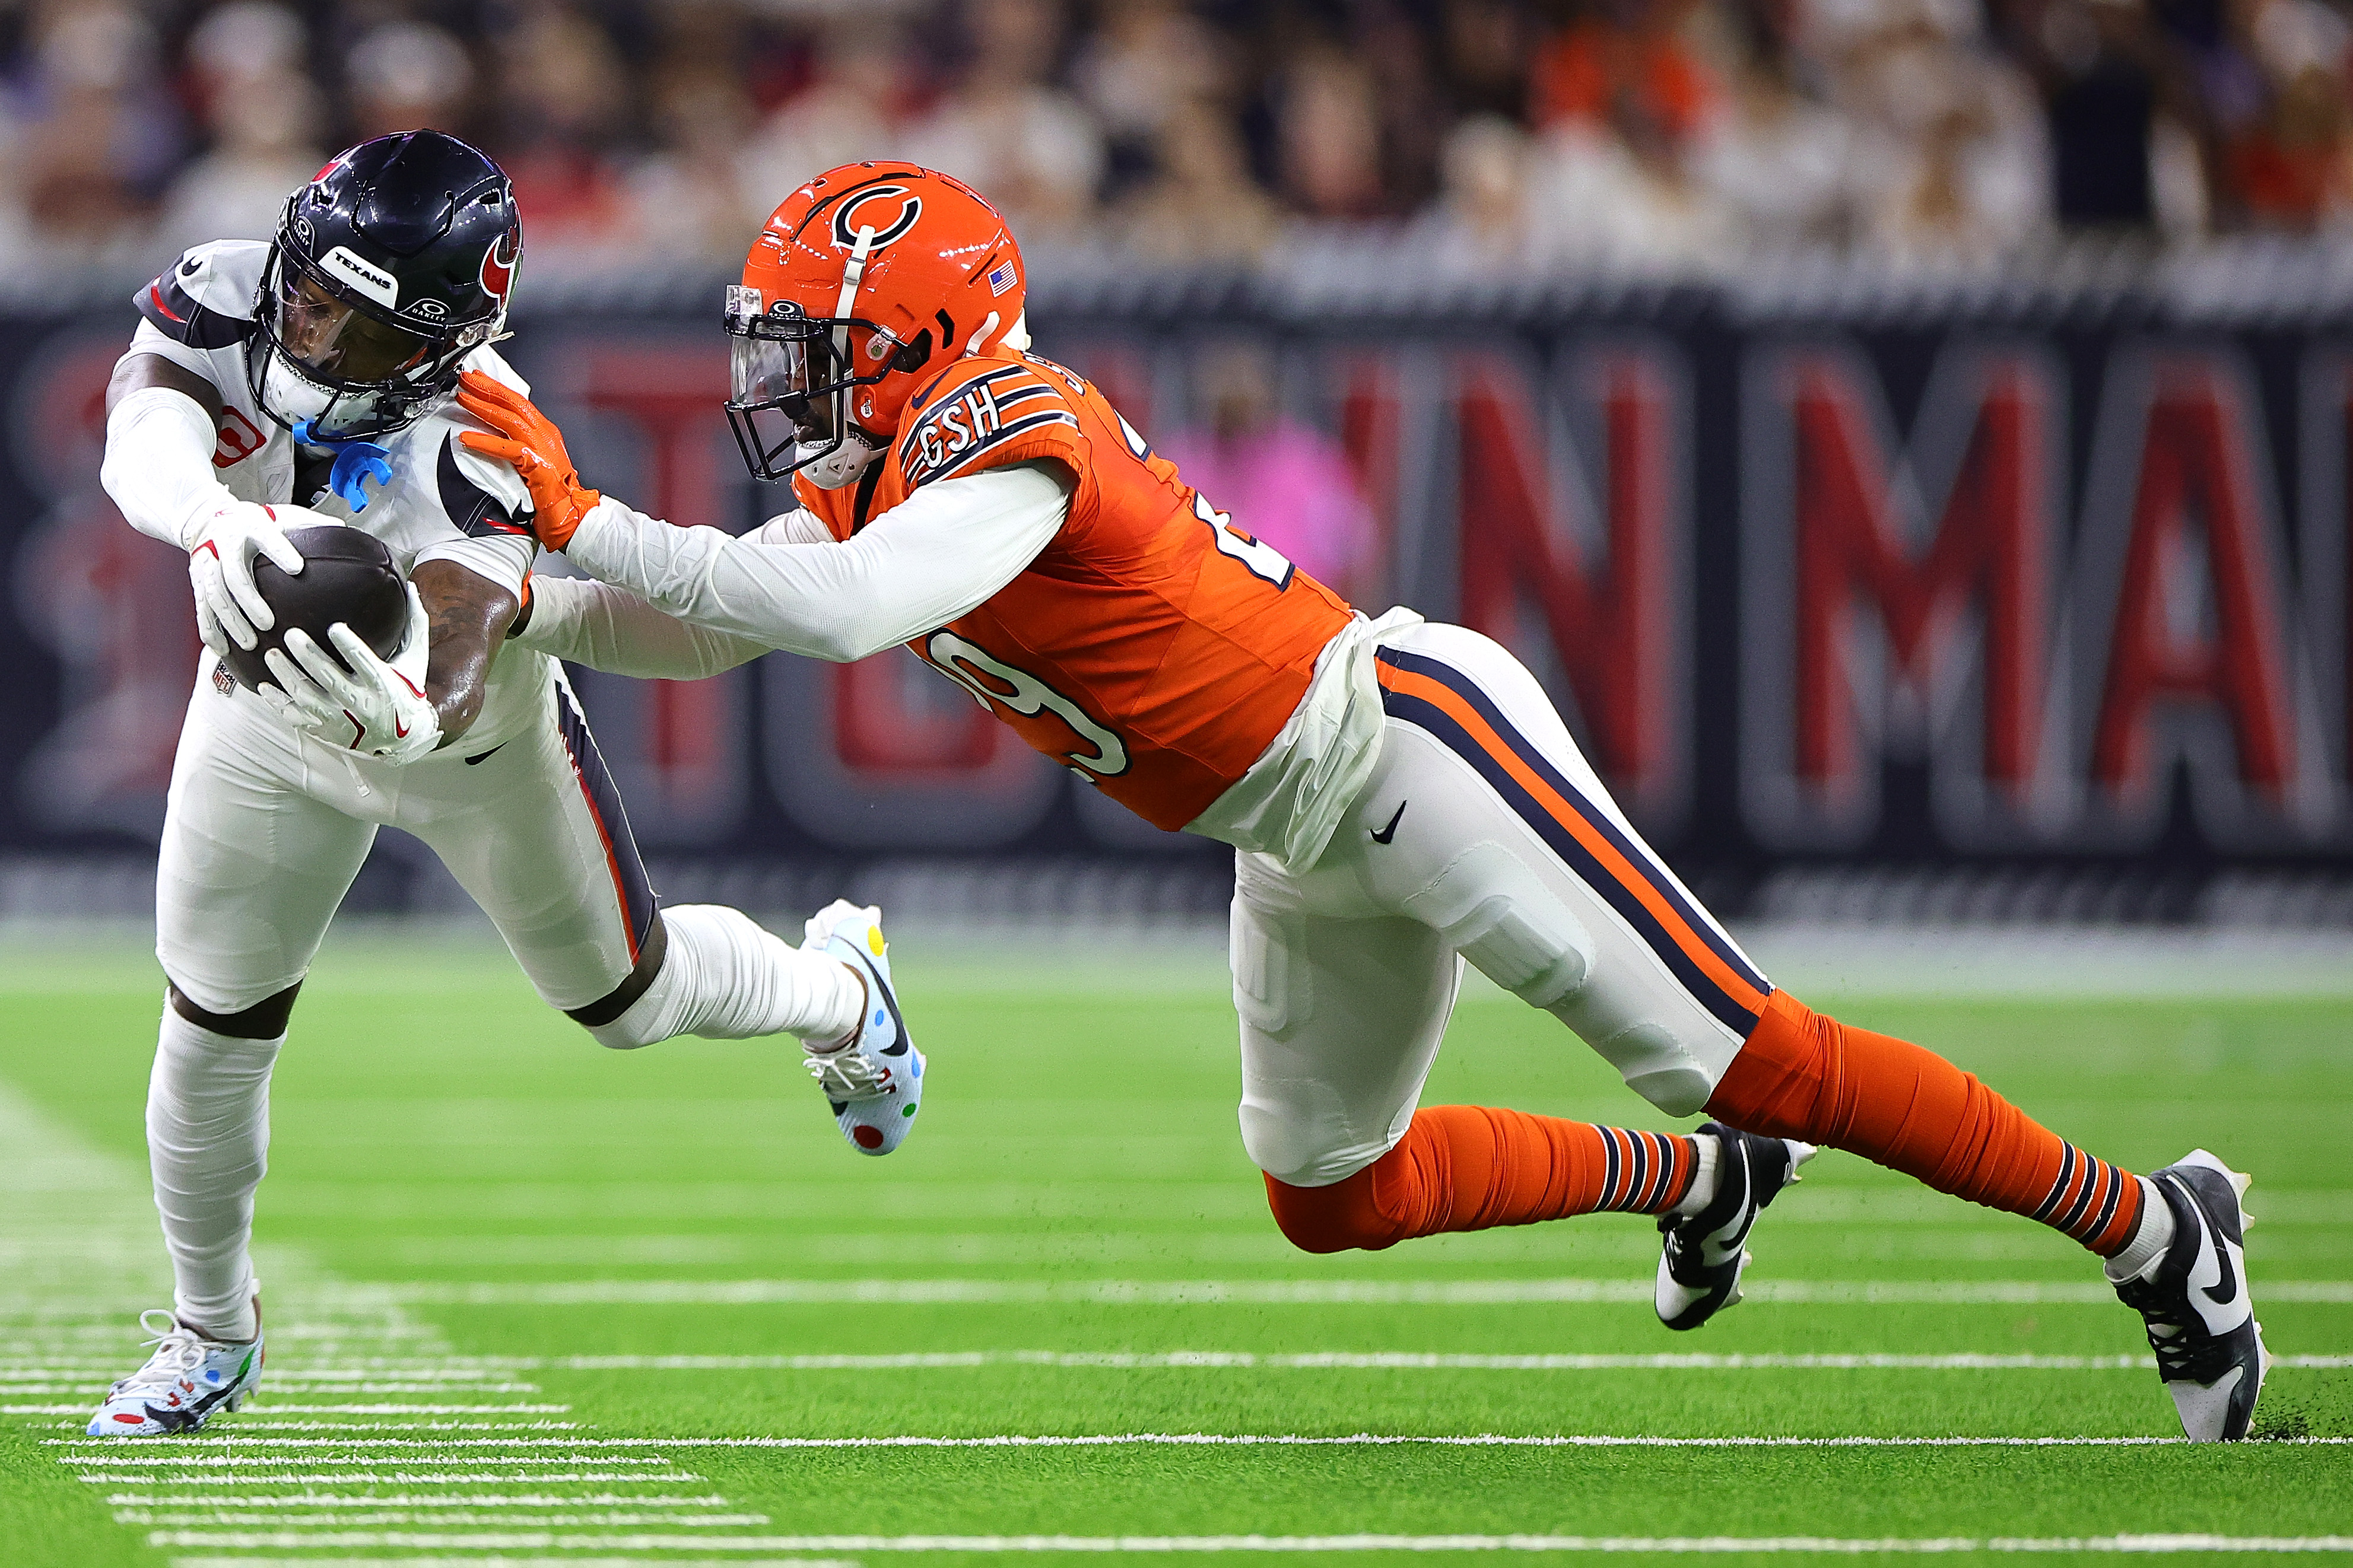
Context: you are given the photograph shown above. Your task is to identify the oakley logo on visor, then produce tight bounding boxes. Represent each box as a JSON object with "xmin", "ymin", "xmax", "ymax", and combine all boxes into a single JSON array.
[
  {"xmin": 831, "ymin": 185, "xmax": 923, "ymax": 250},
  {"xmin": 323, "ymin": 246, "xmax": 398, "ymax": 307}
]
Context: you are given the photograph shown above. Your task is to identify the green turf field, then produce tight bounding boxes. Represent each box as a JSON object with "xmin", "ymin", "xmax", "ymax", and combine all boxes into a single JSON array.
[{"xmin": 2, "ymin": 924, "xmax": 2348, "ymax": 1567}]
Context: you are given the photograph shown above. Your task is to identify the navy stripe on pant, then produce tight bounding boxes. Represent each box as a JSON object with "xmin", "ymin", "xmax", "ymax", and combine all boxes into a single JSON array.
[{"xmin": 553, "ymin": 682, "xmax": 659, "ymax": 963}]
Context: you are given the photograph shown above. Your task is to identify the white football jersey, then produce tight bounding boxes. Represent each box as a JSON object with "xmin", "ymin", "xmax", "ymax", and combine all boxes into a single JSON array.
[{"xmin": 133, "ymin": 239, "xmax": 555, "ymax": 746}]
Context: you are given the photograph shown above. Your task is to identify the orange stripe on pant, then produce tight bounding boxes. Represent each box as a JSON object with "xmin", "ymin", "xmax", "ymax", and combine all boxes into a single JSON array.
[
  {"xmin": 1372, "ymin": 663, "xmax": 1768, "ymax": 1023},
  {"xmin": 1707, "ymin": 991, "xmax": 2145, "ymax": 1256},
  {"xmin": 1265, "ymin": 1106, "xmax": 1697, "ymax": 1253}
]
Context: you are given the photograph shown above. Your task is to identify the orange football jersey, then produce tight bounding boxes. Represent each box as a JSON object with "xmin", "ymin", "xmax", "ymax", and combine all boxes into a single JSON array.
[{"xmin": 795, "ymin": 349, "xmax": 1357, "ymax": 830}]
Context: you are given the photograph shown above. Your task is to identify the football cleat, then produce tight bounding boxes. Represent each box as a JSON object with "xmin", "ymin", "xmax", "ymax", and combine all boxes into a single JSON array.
[
  {"xmin": 1655, "ymin": 1122, "xmax": 1815, "ymax": 1331},
  {"xmin": 800, "ymin": 900, "xmax": 923, "ymax": 1156},
  {"xmin": 2112, "ymin": 1149, "xmax": 2268, "ymax": 1442},
  {"xmin": 87, "ymin": 1306, "xmax": 263, "ymax": 1436}
]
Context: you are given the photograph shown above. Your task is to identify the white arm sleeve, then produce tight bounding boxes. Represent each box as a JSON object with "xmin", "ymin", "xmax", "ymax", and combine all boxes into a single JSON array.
[
  {"xmin": 512, "ymin": 574, "xmax": 774, "ymax": 679},
  {"xmin": 102, "ymin": 384, "xmax": 232, "ymax": 548},
  {"xmin": 560, "ymin": 463, "xmax": 1071, "ymax": 663}
]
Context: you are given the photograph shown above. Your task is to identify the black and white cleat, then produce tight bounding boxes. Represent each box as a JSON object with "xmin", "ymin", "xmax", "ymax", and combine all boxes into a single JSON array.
[
  {"xmin": 2113, "ymin": 1149, "xmax": 2269, "ymax": 1442},
  {"xmin": 1655, "ymin": 1122, "xmax": 1815, "ymax": 1331}
]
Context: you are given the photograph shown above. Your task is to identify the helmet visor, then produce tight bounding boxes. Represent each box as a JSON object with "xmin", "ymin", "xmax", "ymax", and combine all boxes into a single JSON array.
[
  {"xmin": 274, "ymin": 268, "xmax": 434, "ymax": 386},
  {"xmin": 728, "ymin": 331, "xmax": 829, "ymax": 416}
]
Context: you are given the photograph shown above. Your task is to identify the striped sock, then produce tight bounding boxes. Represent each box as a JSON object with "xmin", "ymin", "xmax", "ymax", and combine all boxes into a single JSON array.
[
  {"xmin": 1263, "ymin": 1107, "xmax": 1700, "ymax": 1253},
  {"xmin": 1590, "ymin": 1125, "xmax": 1702, "ymax": 1216},
  {"xmin": 2033, "ymin": 1145, "xmax": 2148, "ymax": 1257}
]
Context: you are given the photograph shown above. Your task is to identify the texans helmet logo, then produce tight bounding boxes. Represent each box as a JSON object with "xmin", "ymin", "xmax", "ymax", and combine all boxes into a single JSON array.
[
  {"xmin": 478, "ymin": 233, "xmax": 517, "ymax": 306},
  {"xmin": 831, "ymin": 184, "xmax": 923, "ymax": 252}
]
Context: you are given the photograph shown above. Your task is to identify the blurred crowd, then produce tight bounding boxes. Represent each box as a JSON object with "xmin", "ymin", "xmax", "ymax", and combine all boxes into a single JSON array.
[{"xmin": 8, "ymin": 0, "xmax": 2353, "ymax": 274}]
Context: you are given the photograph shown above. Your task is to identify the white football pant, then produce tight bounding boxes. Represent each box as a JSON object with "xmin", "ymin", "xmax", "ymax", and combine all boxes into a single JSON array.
[{"xmin": 1232, "ymin": 621, "xmax": 1770, "ymax": 1188}]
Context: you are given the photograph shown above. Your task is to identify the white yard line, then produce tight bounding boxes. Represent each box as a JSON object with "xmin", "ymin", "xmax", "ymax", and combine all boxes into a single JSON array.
[
  {"xmin": 111, "ymin": 1494, "xmax": 741, "ymax": 1508},
  {"xmin": 80, "ymin": 1350, "xmax": 2335, "ymax": 1373},
  {"xmin": 151, "ymin": 1532, "xmax": 2353, "ymax": 1554},
  {"xmin": 125, "ymin": 1512, "xmax": 777, "ymax": 1528},
  {"xmin": 56, "ymin": 1433, "xmax": 2353, "ymax": 1452},
  {"xmin": 143, "ymin": 1422, "xmax": 586, "ymax": 1433},
  {"xmin": 235, "ymin": 1279, "xmax": 2353, "ymax": 1307},
  {"xmin": 8, "ymin": 1404, "xmax": 569, "ymax": 1414},
  {"xmin": 67, "ymin": 1455, "xmax": 687, "ymax": 1467},
  {"xmin": 75, "ymin": 1472, "xmax": 712, "ymax": 1487},
  {"xmin": 169, "ymin": 1558, "xmax": 856, "ymax": 1567}
]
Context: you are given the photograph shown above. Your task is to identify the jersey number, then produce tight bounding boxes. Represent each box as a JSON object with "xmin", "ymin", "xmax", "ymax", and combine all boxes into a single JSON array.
[
  {"xmin": 1109, "ymin": 397, "xmax": 1295, "ymax": 591},
  {"xmin": 1192, "ymin": 493, "xmax": 1294, "ymax": 589},
  {"xmin": 214, "ymin": 408, "xmax": 265, "ymax": 469},
  {"xmin": 922, "ymin": 630, "xmax": 1131, "ymax": 778}
]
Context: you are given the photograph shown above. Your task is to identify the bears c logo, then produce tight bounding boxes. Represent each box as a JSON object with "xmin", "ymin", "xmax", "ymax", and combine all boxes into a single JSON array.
[
  {"xmin": 479, "ymin": 234, "xmax": 517, "ymax": 306},
  {"xmin": 831, "ymin": 185, "xmax": 923, "ymax": 251}
]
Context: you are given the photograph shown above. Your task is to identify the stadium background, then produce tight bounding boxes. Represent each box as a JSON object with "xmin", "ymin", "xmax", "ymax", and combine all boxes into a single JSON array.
[{"xmin": 7, "ymin": 0, "xmax": 2353, "ymax": 931}]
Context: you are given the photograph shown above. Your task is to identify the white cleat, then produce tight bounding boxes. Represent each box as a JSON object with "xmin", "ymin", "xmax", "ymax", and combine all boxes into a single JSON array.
[
  {"xmin": 801, "ymin": 900, "xmax": 924, "ymax": 1156},
  {"xmin": 2113, "ymin": 1149, "xmax": 2268, "ymax": 1441},
  {"xmin": 86, "ymin": 1306, "xmax": 263, "ymax": 1436}
]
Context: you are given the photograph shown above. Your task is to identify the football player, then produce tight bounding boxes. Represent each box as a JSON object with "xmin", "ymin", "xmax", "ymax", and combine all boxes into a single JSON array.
[
  {"xmin": 463, "ymin": 163, "xmax": 2263, "ymax": 1442},
  {"xmin": 88, "ymin": 135, "xmax": 923, "ymax": 1438}
]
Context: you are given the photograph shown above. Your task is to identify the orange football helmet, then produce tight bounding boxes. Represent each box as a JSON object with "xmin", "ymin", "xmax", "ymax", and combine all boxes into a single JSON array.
[{"xmin": 725, "ymin": 162, "xmax": 1029, "ymax": 487}]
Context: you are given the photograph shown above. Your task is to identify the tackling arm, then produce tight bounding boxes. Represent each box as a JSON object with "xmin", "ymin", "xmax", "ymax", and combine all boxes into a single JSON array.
[
  {"xmin": 509, "ymin": 575, "xmax": 775, "ymax": 680},
  {"xmin": 562, "ymin": 462, "xmax": 1071, "ymax": 663},
  {"xmin": 455, "ymin": 371, "xmax": 1070, "ymax": 664}
]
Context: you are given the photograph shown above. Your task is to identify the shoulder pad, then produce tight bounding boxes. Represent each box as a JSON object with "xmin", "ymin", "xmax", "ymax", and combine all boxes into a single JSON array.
[
  {"xmin": 895, "ymin": 360, "xmax": 1081, "ymax": 489},
  {"xmin": 431, "ymin": 419, "xmax": 533, "ymax": 540},
  {"xmin": 134, "ymin": 241, "xmax": 264, "ymax": 351}
]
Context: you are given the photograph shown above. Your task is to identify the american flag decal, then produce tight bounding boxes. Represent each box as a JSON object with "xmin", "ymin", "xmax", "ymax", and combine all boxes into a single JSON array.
[{"xmin": 987, "ymin": 260, "xmax": 1017, "ymax": 296}]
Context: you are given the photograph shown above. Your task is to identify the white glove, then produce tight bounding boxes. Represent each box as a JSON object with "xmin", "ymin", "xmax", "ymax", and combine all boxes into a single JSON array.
[
  {"xmin": 259, "ymin": 582, "xmax": 441, "ymax": 765},
  {"xmin": 187, "ymin": 501, "xmax": 306, "ymax": 658}
]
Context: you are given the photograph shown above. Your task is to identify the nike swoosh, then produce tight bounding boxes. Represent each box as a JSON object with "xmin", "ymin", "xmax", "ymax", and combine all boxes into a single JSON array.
[
  {"xmin": 1371, "ymin": 800, "xmax": 1408, "ymax": 844},
  {"xmin": 2202, "ymin": 1216, "xmax": 2241, "ymax": 1311},
  {"xmin": 464, "ymin": 742, "xmax": 508, "ymax": 766}
]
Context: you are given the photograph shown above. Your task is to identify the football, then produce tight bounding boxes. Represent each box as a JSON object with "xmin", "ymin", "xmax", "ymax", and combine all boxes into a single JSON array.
[{"xmin": 216, "ymin": 523, "xmax": 408, "ymax": 694}]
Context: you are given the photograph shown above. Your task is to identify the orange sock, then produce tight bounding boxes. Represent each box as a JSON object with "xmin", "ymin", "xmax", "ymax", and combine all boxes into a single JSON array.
[
  {"xmin": 1265, "ymin": 1106, "xmax": 1698, "ymax": 1254},
  {"xmin": 1707, "ymin": 990, "xmax": 2144, "ymax": 1256}
]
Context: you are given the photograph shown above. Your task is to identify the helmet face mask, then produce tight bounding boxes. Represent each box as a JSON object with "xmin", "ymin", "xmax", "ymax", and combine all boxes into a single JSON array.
[
  {"xmin": 247, "ymin": 132, "xmax": 522, "ymax": 444},
  {"xmin": 250, "ymin": 247, "xmax": 456, "ymax": 441},
  {"xmin": 722, "ymin": 285, "xmax": 901, "ymax": 485}
]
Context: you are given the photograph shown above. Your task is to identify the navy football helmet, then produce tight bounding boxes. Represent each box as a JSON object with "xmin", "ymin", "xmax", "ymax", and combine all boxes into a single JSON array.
[{"xmin": 248, "ymin": 131, "xmax": 522, "ymax": 442}]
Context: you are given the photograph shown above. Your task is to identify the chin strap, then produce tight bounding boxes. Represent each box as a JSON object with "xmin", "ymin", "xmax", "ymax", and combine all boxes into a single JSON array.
[{"xmin": 290, "ymin": 419, "xmax": 393, "ymax": 513}]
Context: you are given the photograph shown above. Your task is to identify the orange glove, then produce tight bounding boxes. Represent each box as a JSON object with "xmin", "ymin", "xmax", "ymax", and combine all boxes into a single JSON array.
[{"xmin": 455, "ymin": 371, "xmax": 602, "ymax": 549}]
